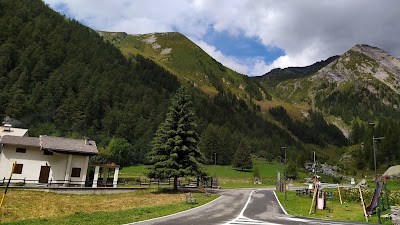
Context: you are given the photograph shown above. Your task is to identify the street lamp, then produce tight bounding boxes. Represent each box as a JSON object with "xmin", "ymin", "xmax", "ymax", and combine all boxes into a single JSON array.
[
  {"xmin": 369, "ymin": 122, "xmax": 385, "ymax": 224},
  {"xmin": 369, "ymin": 123, "xmax": 385, "ymax": 182},
  {"xmin": 281, "ymin": 146, "xmax": 287, "ymax": 201},
  {"xmin": 214, "ymin": 152, "xmax": 217, "ymax": 178},
  {"xmin": 277, "ymin": 156, "xmax": 282, "ymax": 191}
]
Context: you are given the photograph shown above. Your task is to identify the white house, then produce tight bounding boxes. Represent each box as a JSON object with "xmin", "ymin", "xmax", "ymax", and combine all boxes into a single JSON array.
[{"xmin": 0, "ymin": 135, "xmax": 98, "ymax": 187}]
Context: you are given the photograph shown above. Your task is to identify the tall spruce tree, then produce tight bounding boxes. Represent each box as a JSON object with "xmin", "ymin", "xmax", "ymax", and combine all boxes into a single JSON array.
[
  {"xmin": 232, "ymin": 140, "xmax": 253, "ymax": 171},
  {"xmin": 148, "ymin": 87, "xmax": 206, "ymax": 191}
]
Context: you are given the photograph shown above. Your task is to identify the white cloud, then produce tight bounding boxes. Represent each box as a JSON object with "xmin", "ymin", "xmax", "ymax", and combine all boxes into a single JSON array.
[
  {"xmin": 44, "ymin": 0, "xmax": 400, "ymax": 76},
  {"xmin": 194, "ymin": 40, "xmax": 249, "ymax": 75}
]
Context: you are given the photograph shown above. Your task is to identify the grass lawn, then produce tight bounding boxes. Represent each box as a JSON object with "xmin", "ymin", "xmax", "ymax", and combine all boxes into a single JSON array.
[
  {"xmin": 276, "ymin": 190, "xmax": 392, "ymax": 224},
  {"xmin": 119, "ymin": 165, "xmax": 149, "ymax": 178},
  {"xmin": 119, "ymin": 159, "xmax": 308, "ymax": 189},
  {"xmin": 0, "ymin": 189, "xmax": 218, "ymax": 224}
]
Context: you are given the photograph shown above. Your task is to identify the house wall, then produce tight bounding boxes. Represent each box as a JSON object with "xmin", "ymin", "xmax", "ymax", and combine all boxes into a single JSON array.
[{"xmin": 0, "ymin": 145, "xmax": 88, "ymax": 185}]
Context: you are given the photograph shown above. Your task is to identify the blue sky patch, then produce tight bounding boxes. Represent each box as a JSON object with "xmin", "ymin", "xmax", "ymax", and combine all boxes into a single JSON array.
[{"xmin": 203, "ymin": 29, "xmax": 285, "ymax": 64}]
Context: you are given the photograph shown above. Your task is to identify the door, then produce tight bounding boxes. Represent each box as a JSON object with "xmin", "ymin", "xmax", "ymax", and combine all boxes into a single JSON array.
[{"xmin": 39, "ymin": 166, "xmax": 50, "ymax": 183}]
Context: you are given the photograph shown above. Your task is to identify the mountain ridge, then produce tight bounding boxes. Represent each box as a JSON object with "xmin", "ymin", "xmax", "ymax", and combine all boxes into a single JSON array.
[{"xmin": 97, "ymin": 31, "xmax": 270, "ymax": 101}]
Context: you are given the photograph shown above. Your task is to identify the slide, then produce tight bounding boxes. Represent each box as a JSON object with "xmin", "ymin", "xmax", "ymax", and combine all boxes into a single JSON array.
[{"xmin": 365, "ymin": 182, "xmax": 383, "ymax": 215}]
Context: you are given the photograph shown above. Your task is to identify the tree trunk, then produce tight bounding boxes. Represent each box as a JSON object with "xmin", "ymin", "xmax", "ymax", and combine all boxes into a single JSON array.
[{"xmin": 173, "ymin": 176, "xmax": 178, "ymax": 191}]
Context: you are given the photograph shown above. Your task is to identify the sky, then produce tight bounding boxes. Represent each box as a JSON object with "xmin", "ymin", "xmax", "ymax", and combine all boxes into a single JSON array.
[{"xmin": 44, "ymin": 0, "xmax": 400, "ymax": 76}]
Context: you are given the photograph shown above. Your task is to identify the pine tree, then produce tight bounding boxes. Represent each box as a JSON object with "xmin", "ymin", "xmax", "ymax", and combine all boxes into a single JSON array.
[
  {"xmin": 148, "ymin": 87, "xmax": 206, "ymax": 191},
  {"xmin": 232, "ymin": 140, "xmax": 253, "ymax": 171}
]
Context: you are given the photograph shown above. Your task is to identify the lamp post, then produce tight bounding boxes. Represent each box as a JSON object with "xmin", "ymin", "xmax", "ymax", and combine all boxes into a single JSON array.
[
  {"xmin": 369, "ymin": 123, "xmax": 385, "ymax": 182},
  {"xmin": 277, "ymin": 156, "xmax": 282, "ymax": 191},
  {"xmin": 369, "ymin": 122, "xmax": 377, "ymax": 182},
  {"xmin": 214, "ymin": 152, "xmax": 217, "ymax": 178},
  {"xmin": 369, "ymin": 122, "xmax": 385, "ymax": 224},
  {"xmin": 281, "ymin": 146, "xmax": 287, "ymax": 201}
]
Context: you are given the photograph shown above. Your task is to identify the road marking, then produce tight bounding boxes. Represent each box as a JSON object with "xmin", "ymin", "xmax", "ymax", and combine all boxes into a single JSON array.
[
  {"xmin": 278, "ymin": 216, "xmax": 354, "ymax": 225},
  {"xmin": 280, "ymin": 217, "xmax": 309, "ymax": 222},
  {"xmin": 223, "ymin": 216, "xmax": 279, "ymax": 225},
  {"xmin": 272, "ymin": 191, "xmax": 288, "ymax": 215},
  {"xmin": 223, "ymin": 190, "xmax": 279, "ymax": 225}
]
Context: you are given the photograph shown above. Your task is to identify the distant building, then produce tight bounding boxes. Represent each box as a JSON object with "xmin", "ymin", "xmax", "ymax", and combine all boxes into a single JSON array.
[{"xmin": 0, "ymin": 135, "xmax": 98, "ymax": 186}]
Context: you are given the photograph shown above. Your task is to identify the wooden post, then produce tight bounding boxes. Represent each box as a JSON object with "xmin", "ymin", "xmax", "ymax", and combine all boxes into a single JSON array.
[
  {"xmin": 337, "ymin": 183, "xmax": 343, "ymax": 204},
  {"xmin": 309, "ymin": 177, "xmax": 318, "ymax": 215},
  {"xmin": 0, "ymin": 161, "xmax": 16, "ymax": 209},
  {"xmin": 359, "ymin": 187, "xmax": 368, "ymax": 223}
]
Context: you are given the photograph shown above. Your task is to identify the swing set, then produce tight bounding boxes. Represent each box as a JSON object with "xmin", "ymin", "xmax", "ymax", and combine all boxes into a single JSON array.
[{"xmin": 308, "ymin": 176, "xmax": 390, "ymax": 223}]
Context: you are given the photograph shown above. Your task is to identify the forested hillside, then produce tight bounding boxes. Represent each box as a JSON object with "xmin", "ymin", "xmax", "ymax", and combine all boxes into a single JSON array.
[{"xmin": 0, "ymin": 0, "xmax": 302, "ymax": 167}]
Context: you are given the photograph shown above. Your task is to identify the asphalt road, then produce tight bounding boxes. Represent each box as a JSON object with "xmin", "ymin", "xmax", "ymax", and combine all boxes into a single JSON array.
[{"xmin": 126, "ymin": 188, "xmax": 369, "ymax": 225}]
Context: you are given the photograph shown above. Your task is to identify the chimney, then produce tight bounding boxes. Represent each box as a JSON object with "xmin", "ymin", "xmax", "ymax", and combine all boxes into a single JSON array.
[{"xmin": 3, "ymin": 123, "xmax": 11, "ymax": 132}]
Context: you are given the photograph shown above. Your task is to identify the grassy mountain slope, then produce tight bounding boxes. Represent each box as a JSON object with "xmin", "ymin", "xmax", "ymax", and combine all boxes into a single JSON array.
[{"xmin": 98, "ymin": 31, "xmax": 269, "ymax": 100}]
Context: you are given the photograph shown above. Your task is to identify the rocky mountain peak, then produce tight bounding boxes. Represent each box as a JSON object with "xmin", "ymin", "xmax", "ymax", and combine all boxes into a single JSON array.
[
  {"xmin": 350, "ymin": 44, "xmax": 400, "ymax": 76},
  {"xmin": 314, "ymin": 44, "xmax": 400, "ymax": 94}
]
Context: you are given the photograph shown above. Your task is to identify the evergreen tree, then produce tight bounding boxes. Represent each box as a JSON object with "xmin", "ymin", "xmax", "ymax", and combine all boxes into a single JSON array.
[
  {"xmin": 232, "ymin": 140, "xmax": 253, "ymax": 171},
  {"xmin": 148, "ymin": 87, "xmax": 206, "ymax": 191}
]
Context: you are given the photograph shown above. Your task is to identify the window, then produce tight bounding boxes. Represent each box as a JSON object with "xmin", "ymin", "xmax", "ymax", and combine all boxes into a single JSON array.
[
  {"xmin": 43, "ymin": 150, "xmax": 53, "ymax": 155},
  {"xmin": 16, "ymin": 148, "xmax": 26, "ymax": 153},
  {"xmin": 71, "ymin": 168, "xmax": 81, "ymax": 177},
  {"xmin": 13, "ymin": 164, "xmax": 23, "ymax": 174}
]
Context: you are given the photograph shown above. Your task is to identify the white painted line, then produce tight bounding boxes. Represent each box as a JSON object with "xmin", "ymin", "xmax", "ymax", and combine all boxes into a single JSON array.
[
  {"xmin": 239, "ymin": 190, "xmax": 255, "ymax": 216},
  {"xmin": 223, "ymin": 190, "xmax": 280, "ymax": 225},
  {"xmin": 281, "ymin": 217, "xmax": 309, "ymax": 222},
  {"xmin": 125, "ymin": 194, "xmax": 223, "ymax": 225},
  {"xmin": 272, "ymin": 191, "xmax": 288, "ymax": 215},
  {"xmin": 224, "ymin": 216, "xmax": 279, "ymax": 225}
]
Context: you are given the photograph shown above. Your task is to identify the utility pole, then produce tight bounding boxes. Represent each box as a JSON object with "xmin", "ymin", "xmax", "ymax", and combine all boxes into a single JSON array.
[
  {"xmin": 368, "ymin": 122, "xmax": 385, "ymax": 224},
  {"xmin": 369, "ymin": 122, "xmax": 385, "ymax": 182},
  {"xmin": 277, "ymin": 156, "xmax": 282, "ymax": 192},
  {"xmin": 282, "ymin": 146, "xmax": 287, "ymax": 201},
  {"xmin": 313, "ymin": 151, "xmax": 316, "ymax": 176},
  {"xmin": 214, "ymin": 152, "xmax": 217, "ymax": 178}
]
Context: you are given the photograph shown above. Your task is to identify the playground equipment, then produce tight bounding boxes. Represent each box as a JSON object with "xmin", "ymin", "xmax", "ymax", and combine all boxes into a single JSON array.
[
  {"xmin": 308, "ymin": 182, "xmax": 339, "ymax": 214},
  {"xmin": 364, "ymin": 178, "xmax": 390, "ymax": 224}
]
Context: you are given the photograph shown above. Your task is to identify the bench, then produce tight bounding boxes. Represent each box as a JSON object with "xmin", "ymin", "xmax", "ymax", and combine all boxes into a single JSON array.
[
  {"xmin": 199, "ymin": 187, "xmax": 211, "ymax": 197},
  {"xmin": 295, "ymin": 188, "xmax": 309, "ymax": 196},
  {"xmin": 185, "ymin": 192, "xmax": 196, "ymax": 204}
]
